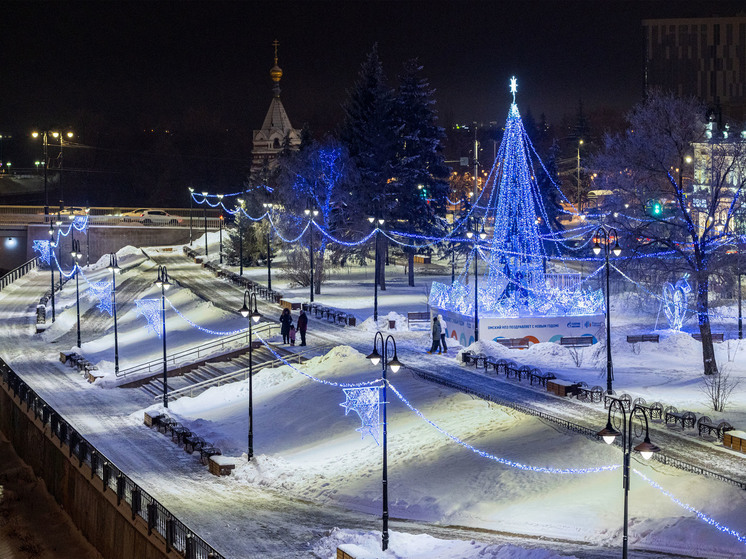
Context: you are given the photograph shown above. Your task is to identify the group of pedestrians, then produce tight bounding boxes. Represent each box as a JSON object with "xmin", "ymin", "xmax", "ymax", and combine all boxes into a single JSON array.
[
  {"xmin": 279, "ymin": 308, "xmax": 308, "ymax": 346},
  {"xmin": 428, "ymin": 314, "xmax": 448, "ymax": 354}
]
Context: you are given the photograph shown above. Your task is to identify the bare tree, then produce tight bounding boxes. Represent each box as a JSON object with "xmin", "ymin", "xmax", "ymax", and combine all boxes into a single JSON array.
[
  {"xmin": 700, "ymin": 366, "xmax": 740, "ymax": 412},
  {"xmin": 594, "ymin": 90, "xmax": 746, "ymax": 375}
]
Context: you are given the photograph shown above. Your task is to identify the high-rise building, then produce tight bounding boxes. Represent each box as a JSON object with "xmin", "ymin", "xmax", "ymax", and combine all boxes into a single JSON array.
[
  {"xmin": 643, "ymin": 16, "xmax": 746, "ymax": 122},
  {"xmin": 250, "ymin": 40, "xmax": 300, "ymax": 178}
]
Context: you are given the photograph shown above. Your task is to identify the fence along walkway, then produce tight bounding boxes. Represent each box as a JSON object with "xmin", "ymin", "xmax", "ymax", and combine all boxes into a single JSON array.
[
  {"xmin": 0, "ymin": 357, "xmax": 224, "ymax": 559},
  {"xmin": 0, "ymin": 258, "xmax": 38, "ymax": 292}
]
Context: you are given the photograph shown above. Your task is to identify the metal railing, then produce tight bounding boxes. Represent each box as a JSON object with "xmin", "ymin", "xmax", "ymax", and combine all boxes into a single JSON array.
[
  {"xmin": 161, "ymin": 343, "xmax": 335, "ymax": 402},
  {"xmin": 0, "ymin": 358, "xmax": 224, "ymax": 559},
  {"xmin": 117, "ymin": 323, "xmax": 277, "ymax": 378},
  {"xmin": 0, "ymin": 258, "xmax": 38, "ymax": 292}
]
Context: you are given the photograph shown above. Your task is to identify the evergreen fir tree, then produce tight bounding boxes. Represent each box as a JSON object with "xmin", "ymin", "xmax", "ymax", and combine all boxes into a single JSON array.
[
  {"xmin": 338, "ymin": 44, "xmax": 397, "ymax": 290},
  {"xmin": 392, "ymin": 58, "xmax": 450, "ymax": 286}
]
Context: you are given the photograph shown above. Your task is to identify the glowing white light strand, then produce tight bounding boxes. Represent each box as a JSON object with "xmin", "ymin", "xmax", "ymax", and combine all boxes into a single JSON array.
[
  {"xmin": 166, "ymin": 299, "xmax": 249, "ymax": 336},
  {"xmin": 633, "ymin": 469, "xmax": 746, "ymax": 545},
  {"xmin": 386, "ymin": 381, "xmax": 619, "ymax": 474}
]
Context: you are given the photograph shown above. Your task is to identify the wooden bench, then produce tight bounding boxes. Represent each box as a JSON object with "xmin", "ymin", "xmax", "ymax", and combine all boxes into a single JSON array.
[
  {"xmin": 723, "ymin": 430, "xmax": 746, "ymax": 452},
  {"xmin": 692, "ymin": 332, "xmax": 725, "ymax": 342},
  {"xmin": 495, "ymin": 337, "xmax": 530, "ymax": 349},
  {"xmin": 664, "ymin": 406, "xmax": 697, "ymax": 430},
  {"xmin": 208, "ymin": 455, "xmax": 235, "ymax": 476},
  {"xmin": 604, "ymin": 393, "xmax": 631, "ymax": 411},
  {"xmin": 529, "ymin": 370, "xmax": 556, "ymax": 386},
  {"xmin": 413, "ymin": 255, "xmax": 431, "ymax": 264},
  {"xmin": 183, "ymin": 434, "xmax": 205, "ymax": 454},
  {"xmin": 560, "ymin": 336, "xmax": 594, "ymax": 348},
  {"xmin": 626, "ymin": 334, "xmax": 660, "ymax": 343},
  {"xmin": 697, "ymin": 416, "xmax": 734, "ymax": 440},
  {"xmin": 200, "ymin": 445, "xmax": 222, "ymax": 465},
  {"xmin": 407, "ymin": 311, "xmax": 431, "ymax": 329},
  {"xmin": 171, "ymin": 424, "xmax": 191, "ymax": 445}
]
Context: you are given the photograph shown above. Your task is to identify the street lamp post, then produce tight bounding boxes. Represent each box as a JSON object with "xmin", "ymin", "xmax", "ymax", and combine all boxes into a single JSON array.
[
  {"xmin": 466, "ymin": 217, "xmax": 487, "ymax": 343},
  {"xmin": 237, "ymin": 199, "xmax": 245, "ymax": 276},
  {"xmin": 202, "ymin": 192, "xmax": 209, "ymax": 256},
  {"xmin": 593, "ymin": 226, "xmax": 622, "ymax": 395},
  {"xmin": 368, "ymin": 216, "xmax": 385, "ymax": 323},
  {"xmin": 219, "ymin": 214, "xmax": 224, "ymax": 264},
  {"xmin": 58, "ymin": 132, "xmax": 73, "ymax": 210},
  {"xmin": 108, "ymin": 254, "xmax": 121, "ymax": 374},
  {"xmin": 577, "ymin": 139, "xmax": 584, "ymax": 211},
  {"xmin": 49, "ymin": 222, "xmax": 56, "ymax": 322},
  {"xmin": 305, "ymin": 203, "xmax": 319, "ymax": 302},
  {"xmin": 32, "ymin": 131, "xmax": 50, "ymax": 216},
  {"xmin": 239, "ymin": 290, "xmax": 261, "ymax": 460},
  {"xmin": 188, "ymin": 187, "xmax": 194, "ymax": 246},
  {"xmin": 597, "ymin": 397, "xmax": 661, "ymax": 559},
  {"xmin": 366, "ymin": 332, "xmax": 403, "ymax": 552},
  {"xmin": 155, "ymin": 266, "xmax": 171, "ymax": 408},
  {"xmin": 263, "ymin": 203, "xmax": 274, "ymax": 290},
  {"xmin": 71, "ymin": 239, "xmax": 82, "ymax": 348}
]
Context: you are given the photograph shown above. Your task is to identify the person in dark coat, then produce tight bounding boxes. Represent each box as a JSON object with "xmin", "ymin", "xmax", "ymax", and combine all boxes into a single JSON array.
[
  {"xmin": 280, "ymin": 308, "xmax": 293, "ymax": 344},
  {"xmin": 428, "ymin": 316, "xmax": 442, "ymax": 354},
  {"xmin": 297, "ymin": 309, "xmax": 308, "ymax": 346}
]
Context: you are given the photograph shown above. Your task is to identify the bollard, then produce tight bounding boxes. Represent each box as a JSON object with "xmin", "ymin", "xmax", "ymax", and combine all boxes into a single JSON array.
[
  {"xmin": 90, "ymin": 451, "xmax": 99, "ymax": 479},
  {"xmin": 116, "ymin": 474, "xmax": 125, "ymax": 505},
  {"xmin": 102, "ymin": 461, "xmax": 111, "ymax": 491},
  {"xmin": 131, "ymin": 488, "xmax": 141, "ymax": 521},
  {"xmin": 166, "ymin": 518, "xmax": 174, "ymax": 553}
]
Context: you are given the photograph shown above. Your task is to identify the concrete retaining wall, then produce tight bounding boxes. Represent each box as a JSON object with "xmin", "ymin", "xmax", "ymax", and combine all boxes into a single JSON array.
[{"xmin": 0, "ymin": 382, "xmax": 171, "ymax": 559}]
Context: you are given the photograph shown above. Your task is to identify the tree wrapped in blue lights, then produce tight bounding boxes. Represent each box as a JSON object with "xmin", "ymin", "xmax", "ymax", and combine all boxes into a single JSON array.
[{"xmin": 430, "ymin": 78, "xmax": 603, "ymax": 318}]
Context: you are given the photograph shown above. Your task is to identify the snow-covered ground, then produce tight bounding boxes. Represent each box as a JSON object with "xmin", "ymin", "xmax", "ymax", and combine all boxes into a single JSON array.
[{"xmin": 2, "ymin": 232, "xmax": 746, "ymax": 558}]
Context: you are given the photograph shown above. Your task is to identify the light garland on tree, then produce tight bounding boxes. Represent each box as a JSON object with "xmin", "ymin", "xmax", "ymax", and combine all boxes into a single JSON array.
[{"xmin": 662, "ymin": 275, "xmax": 691, "ymax": 331}]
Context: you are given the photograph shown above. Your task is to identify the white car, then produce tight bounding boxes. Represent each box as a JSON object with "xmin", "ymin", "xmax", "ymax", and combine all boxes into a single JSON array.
[{"xmin": 121, "ymin": 209, "xmax": 183, "ymax": 225}]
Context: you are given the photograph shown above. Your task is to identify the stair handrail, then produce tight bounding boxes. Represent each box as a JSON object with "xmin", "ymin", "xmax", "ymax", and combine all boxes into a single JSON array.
[
  {"xmin": 117, "ymin": 322, "xmax": 277, "ymax": 378},
  {"xmin": 157, "ymin": 343, "xmax": 336, "ymax": 402}
]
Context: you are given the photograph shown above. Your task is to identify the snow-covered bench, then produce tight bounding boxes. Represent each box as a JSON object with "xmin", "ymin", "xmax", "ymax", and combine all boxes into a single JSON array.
[
  {"xmin": 559, "ymin": 336, "xmax": 594, "ymax": 348},
  {"xmin": 407, "ymin": 311, "xmax": 430, "ymax": 329},
  {"xmin": 626, "ymin": 334, "xmax": 659, "ymax": 343},
  {"xmin": 692, "ymin": 332, "xmax": 724, "ymax": 343},
  {"xmin": 495, "ymin": 337, "xmax": 530, "ymax": 349},
  {"xmin": 697, "ymin": 416, "xmax": 733, "ymax": 440}
]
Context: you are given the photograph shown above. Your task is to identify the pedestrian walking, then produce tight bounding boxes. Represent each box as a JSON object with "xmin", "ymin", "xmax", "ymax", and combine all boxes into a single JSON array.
[
  {"xmin": 280, "ymin": 308, "xmax": 293, "ymax": 344},
  {"xmin": 297, "ymin": 309, "xmax": 308, "ymax": 346},
  {"xmin": 438, "ymin": 314, "xmax": 448, "ymax": 353},
  {"xmin": 428, "ymin": 315, "xmax": 441, "ymax": 354},
  {"xmin": 289, "ymin": 325, "xmax": 296, "ymax": 346}
]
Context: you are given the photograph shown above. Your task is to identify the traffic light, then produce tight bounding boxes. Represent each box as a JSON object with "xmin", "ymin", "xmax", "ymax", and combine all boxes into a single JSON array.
[{"xmin": 648, "ymin": 199, "xmax": 662, "ymax": 216}]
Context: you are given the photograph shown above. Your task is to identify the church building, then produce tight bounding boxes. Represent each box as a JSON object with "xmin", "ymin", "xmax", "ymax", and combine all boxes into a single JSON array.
[{"xmin": 250, "ymin": 41, "xmax": 301, "ymax": 177}]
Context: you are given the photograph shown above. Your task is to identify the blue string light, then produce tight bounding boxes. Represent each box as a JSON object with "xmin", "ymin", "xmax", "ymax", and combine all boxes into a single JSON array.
[
  {"xmin": 633, "ymin": 468, "xmax": 746, "ymax": 545},
  {"xmin": 166, "ymin": 298, "xmax": 249, "ymax": 336}
]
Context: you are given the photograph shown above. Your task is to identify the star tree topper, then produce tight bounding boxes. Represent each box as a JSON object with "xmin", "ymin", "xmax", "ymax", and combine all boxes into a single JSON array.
[
  {"xmin": 340, "ymin": 386, "xmax": 382, "ymax": 445},
  {"xmin": 510, "ymin": 76, "xmax": 517, "ymax": 103}
]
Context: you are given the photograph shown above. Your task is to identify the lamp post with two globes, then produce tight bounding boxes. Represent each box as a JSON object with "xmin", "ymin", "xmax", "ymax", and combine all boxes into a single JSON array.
[
  {"xmin": 71, "ymin": 239, "xmax": 82, "ymax": 348},
  {"xmin": 368, "ymin": 215, "xmax": 385, "ymax": 322},
  {"xmin": 593, "ymin": 226, "xmax": 621, "ymax": 394},
  {"xmin": 108, "ymin": 254, "xmax": 121, "ymax": 374},
  {"xmin": 465, "ymin": 217, "xmax": 487, "ymax": 343},
  {"xmin": 239, "ymin": 290, "xmax": 261, "ymax": 460},
  {"xmin": 366, "ymin": 332, "xmax": 402, "ymax": 552},
  {"xmin": 155, "ymin": 266, "xmax": 171, "ymax": 407},
  {"xmin": 597, "ymin": 397, "xmax": 661, "ymax": 559},
  {"xmin": 305, "ymin": 203, "xmax": 319, "ymax": 302}
]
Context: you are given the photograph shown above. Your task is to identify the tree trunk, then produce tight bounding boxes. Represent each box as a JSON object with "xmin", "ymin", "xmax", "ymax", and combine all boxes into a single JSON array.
[
  {"xmin": 696, "ymin": 270, "xmax": 718, "ymax": 375},
  {"xmin": 407, "ymin": 250, "xmax": 415, "ymax": 287},
  {"xmin": 314, "ymin": 250, "xmax": 323, "ymax": 295}
]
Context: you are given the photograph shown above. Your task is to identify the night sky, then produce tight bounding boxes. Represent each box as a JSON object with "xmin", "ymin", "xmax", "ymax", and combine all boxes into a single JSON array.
[{"xmin": 1, "ymin": 1, "xmax": 745, "ymax": 168}]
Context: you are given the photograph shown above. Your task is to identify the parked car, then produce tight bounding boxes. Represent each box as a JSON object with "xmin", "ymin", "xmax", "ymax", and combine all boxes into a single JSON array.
[
  {"xmin": 120, "ymin": 208, "xmax": 183, "ymax": 225},
  {"xmin": 58, "ymin": 206, "xmax": 89, "ymax": 218}
]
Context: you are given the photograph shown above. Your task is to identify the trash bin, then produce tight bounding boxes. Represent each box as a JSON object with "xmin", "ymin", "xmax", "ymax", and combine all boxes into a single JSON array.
[{"xmin": 388, "ymin": 319, "xmax": 396, "ymax": 329}]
